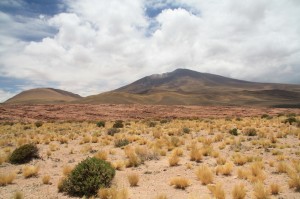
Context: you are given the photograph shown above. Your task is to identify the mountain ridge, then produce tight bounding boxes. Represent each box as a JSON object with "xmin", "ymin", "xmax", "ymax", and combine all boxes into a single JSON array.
[{"xmin": 3, "ymin": 68, "xmax": 300, "ymax": 106}]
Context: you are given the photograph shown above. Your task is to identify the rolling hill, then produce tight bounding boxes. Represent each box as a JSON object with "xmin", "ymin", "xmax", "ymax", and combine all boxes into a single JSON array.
[
  {"xmin": 79, "ymin": 68, "xmax": 300, "ymax": 106},
  {"xmin": 5, "ymin": 88, "xmax": 82, "ymax": 104}
]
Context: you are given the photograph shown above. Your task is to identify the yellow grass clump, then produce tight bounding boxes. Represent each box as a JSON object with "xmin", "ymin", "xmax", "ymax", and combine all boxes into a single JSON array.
[
  {"xmin": 169, "ymin": 154, "xmax": 180, "ymax": 166},
  {"xmin": 0, "ymin": 172, "xmax": 16, "ymax": 186},
  {"xmin": 270, "ymin": 183, "xmax": 280, "ymax": 195},
  {"xmin": 22, "ymin": 165, "xmax": 39, "ymax": 178},
  {"xmin": 195, "ymin": 165, "xmax": 214, "ymax": 185},
  {"xmin": 42, "ymin": 175, "xmax": 51, "ymax": 184},
  {"xmin": 232, "ymin": 183, "xmax": 246, "ymax": 199},
  {"xmin": 170, "ymin": 177, "xmax": 190, "ymax": 189},
  {"xmin": 94, "ymin": 150, "xmax": 108, "ymax": 160},
  {"xmin": 253, "ymin": 182, "xmax": 270, "ymax": 199},
  {"xmin": 62, "ymin": 165, "xmax": 73, "ymax": 176},
  {"xmin": 154, "ymin": 193, "xmax": 168, "ymax": 199},
  {"xmin": 127, "ymin": 173, "xmax": 139, "ymax": 187},
  {"xmin": 12, "ymin": 191, "xmax": 24, "ymax": 199},
  {"xmin": 288, "ymin": 172, "xmax": 300, "ymax": 191},
  {"xmin": 190, "ymin": 144, "xmax": 202, "ymax": 162},
  {"xmin": 112, "ymin": 160, "xmax": 125, "ymax": 171},
  {"xmin": 216, "ymin": 162, "xmax": 234, "ymax": 176},
  {"xmin": 207, "ymin": 183, "xmax": 225, "ymax": 199},
  {"xmin": 98, "ymin": 187, "xmax": 129, "ymax": 199}
]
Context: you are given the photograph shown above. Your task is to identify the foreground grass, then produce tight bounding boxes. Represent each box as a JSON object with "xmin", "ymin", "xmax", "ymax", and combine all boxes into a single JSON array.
[{"xmin": 0, "ymin": 115, "xmax": 300, "ymax": 198}]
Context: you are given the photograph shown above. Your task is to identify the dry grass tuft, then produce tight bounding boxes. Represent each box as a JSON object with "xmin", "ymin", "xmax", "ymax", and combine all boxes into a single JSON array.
[
  {"xmin": 253, "ymin": 182, "xmax": 270, "ymax": 199},
  {"xmin": 169, "ymin": 154, "xmax": 179, "ymax": 166},
  {"xmin": 98, "ymin": 187, "xmax": 129, "ymax": 199},
  {"xmin": 12, "ymin": 191, "xmax": 24, "ymax": 199},
  {"xmin": 232, "ymin": 183, "xmax": 246, "ymax": 199},
  {"xmin": 288, "ymin": 172, "xmax": 300, "ymax": 191},
  {"xmin": 216, "ymin": 162, "xmax": 234, "ymax": 176},
  {"xmin": 112, "ymin": 160, "xmax": 125, "ymax": 170},
  {"xmin": 154, "ymin": 193, "xmax": 168, "ymax": 199},
  {"xmin": 195, "ymin": 165, "xmax": 214, "ymax": 185},
  {"xmin": 22, "ymin": 165, "xmax": 39, "ymax": 178},
  {"xmin": 270, "ymin": 183, "xmax": 280, "ymax": 195},
  {"xmin": 128, "ymin": 173, "xmax": 139, "ymax": 187},
  {"xmin": 170, "ymin": 177, "xmax": 190, "ymax": 189},
  {"xmin": 0, "ymin": 172, "xmax": 16, "ymax": 186},
  {"xmin": 42, "ymin": 175, "xmax": 51, "ymax": 184},
  {"xmin": 207, "ymin": 183, "xmax": 225, "ymax": 199},
  {"xmin": 94, "ymin": 150, "xmax": 108, "ymax": 160},
  {"xmin": 190, "ymin": 144, "xmax": 202, "ymax": 162},
  {"xmin": 62, "ymin": 165, "xmax": 73, "ymax": 176}
]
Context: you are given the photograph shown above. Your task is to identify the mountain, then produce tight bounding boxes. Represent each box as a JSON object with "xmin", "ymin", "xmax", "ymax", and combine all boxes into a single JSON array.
[
  {"xmin": 79, "ymin": 68, "xmax": 300, "ymax": 106},
  {"xmin": 5, "ymin": 88, "xmax": 82, "ymax": 104}
]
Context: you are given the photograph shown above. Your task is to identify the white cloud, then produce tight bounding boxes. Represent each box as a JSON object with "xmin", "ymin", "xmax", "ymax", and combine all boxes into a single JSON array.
[
  {"xmin": 0, "ymin": 89, "xmax": 17, "ymax": 102},
  {"xmin": 0, "ymin": 0, "xmax": 300, "ymax": 101}
]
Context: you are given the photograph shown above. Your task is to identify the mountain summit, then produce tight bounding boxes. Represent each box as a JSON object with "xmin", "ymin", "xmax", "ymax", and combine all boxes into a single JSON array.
[{"xmin": 79, "ymin": 68, "xmax": 300, "ymax": 106}]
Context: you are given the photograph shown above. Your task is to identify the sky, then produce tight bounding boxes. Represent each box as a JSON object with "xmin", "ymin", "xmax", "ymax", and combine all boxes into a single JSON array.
[{"xmin": 0, "ymin": 0, "xmax": 300, "ymax": 102}]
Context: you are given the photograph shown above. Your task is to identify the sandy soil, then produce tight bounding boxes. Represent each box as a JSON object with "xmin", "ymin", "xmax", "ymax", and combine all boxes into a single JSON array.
[{"xmin": 0, "ymin": 104, "xmax": 299, "ymax": 122}]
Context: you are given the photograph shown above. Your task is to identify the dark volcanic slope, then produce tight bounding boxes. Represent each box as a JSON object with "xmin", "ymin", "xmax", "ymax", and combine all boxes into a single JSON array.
[
  {"xmin": 5, "ymin": 88, "xmax": 82, "ymax": 104},
  {"xmin": 79, "ymin": 68, "xmax": 300, "ymax": 106}
]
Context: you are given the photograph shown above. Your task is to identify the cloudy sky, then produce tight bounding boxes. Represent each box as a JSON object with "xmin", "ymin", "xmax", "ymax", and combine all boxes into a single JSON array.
[{"xmin": 0, "ymin": 0, "xmax": 300, "ymax": 102}]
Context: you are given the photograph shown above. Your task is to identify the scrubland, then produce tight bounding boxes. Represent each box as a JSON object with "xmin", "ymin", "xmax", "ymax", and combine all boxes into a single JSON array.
[{"xmin": 0, "ymin": 114, "xmax": 300, "ymax": 199}]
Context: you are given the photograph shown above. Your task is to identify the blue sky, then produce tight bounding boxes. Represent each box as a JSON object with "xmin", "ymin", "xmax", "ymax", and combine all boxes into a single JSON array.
[{"xmin": 0, "ymin": 0, "xmax": 300, "ymax": 102}]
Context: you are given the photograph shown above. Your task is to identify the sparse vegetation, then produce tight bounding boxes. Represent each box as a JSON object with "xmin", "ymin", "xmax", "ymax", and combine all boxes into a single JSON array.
[{"xmin": 0, "ymin": 115, "xmax": 300, "ymax": 198}]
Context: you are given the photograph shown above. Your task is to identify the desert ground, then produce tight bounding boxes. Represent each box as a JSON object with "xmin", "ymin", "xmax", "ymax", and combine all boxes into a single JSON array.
[{"xmin": 0, "ymin": 105, "xmax": 300, "ymax": 199}]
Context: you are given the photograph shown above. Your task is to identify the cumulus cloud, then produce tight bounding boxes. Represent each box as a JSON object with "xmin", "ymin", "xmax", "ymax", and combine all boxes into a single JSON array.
[
  {"xmin": 0, "ymin": 0, "xmax": 299, "ymax": 101},
  {"xmin": 0, "ymin": 89, "xmax": 17, "ymax": 102}
]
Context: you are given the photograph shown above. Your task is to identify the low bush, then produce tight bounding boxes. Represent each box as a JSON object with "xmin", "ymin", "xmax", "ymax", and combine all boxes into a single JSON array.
[
  {"xmin": 284, "ymin": 117, "xmax": 297, "ymax": 125},
  {"xmin": 9, "ymin": 144, "xmax": 39, "ymax": 164},
  {"xmin": 107, "ymin": 128, "xmax": 120, "ymax": 136},
  {"xmin": 148, "ymin": 121, "xmax": 157, "ymax": 127},
  {"xmin": 34, "ymin": 121, "xmax": 43, "ymax": 128},
  {"xmin": 96, "ymin": 121, "xmax": 105, "ymax": 128},
  {"xmin": 243, "ymin": 128, "xmax": 257, "ymax": 136},
  {"xmin": 60, "ymin": 157, "xmax": 115, "ymax": 197},
  {"xmin": 229, "ymin": 128, "xmax": 238, "ymax": 136},
  {"xmin": 182, "ymin": 127, "xmax": 190, "ymax": 134},
  {"xmin": 113, "ymin": 120, "xmax": 124, "ymax": 128},
  {"xmin": 114, "ymin": 139, "xmax": 130, "ymax": 148}
]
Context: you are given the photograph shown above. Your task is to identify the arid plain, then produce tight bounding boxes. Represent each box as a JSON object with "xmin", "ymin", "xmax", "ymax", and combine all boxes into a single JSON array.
[{"xmin": 1, "ymin": 105, "xmax": 300, "ymax": 199}]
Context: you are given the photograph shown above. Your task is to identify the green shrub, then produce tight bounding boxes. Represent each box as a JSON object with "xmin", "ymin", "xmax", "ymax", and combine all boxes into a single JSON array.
[
  {"xmin": 61, "ymin": 157, "xmax": 115, "ymax": 197},
  {"xmin": 107, "ymin": 128, "xmax": 120, "ymax": 136},
  {"xmin": 229, "ymin": 128, "xmax": 238, "ymax": 136},
  {"xmin": 284, "ymin": 117, "xmax": 297, "ymax": 125},
  {"xmin": 113, "ymin": 120, "xmax": 124, "ymax": 128},
  {"xmin": 9, "ymin": 144, "xmax": 39, "ymax": 164},
  {"xmin": 34, "ymin": 121, "xmax": 43, "ymax": 128},
  {"xmin": 182, "ymin": 127, "xmax": 190, "ymax": 134},
  {"xmin": 96, "ymin": 121, "xmax": 105, "ymax": 128},
  {"xmin": 114, "ymin": 139, "xmax": 130, "ymax": 148}
]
